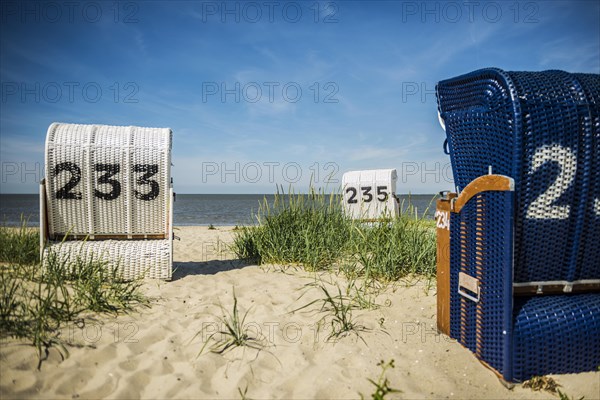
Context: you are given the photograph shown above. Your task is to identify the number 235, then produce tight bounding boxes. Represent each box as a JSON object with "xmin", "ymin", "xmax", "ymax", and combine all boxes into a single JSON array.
[{"xmin": 346, "ymin": 186, "xmax": 389, "ymax": 204}]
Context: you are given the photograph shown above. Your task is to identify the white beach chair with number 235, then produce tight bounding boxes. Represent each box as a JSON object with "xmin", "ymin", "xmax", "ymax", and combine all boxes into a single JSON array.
[
  {"xmin": 40, "ymin": 123, "xmax": 174, "ymax": 280},
  {"xmin": 342, "ymin": 169, "xmax": 399, "ymax": 220}
]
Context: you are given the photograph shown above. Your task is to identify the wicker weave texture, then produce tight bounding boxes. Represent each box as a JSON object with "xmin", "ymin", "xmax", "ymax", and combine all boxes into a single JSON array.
[
  {"xmin": 442, "ymin": 69, "xmax": 600, "ymax": 381},
  {"xmin": 45, "ymin": 123, "xmax": 172, "ymax": 237},
  {"xmin": 450, "ymin": 190, "xmax": 514, "ymax": 377},
  {"xmin": 572, "ymin": 73, "xmax": 600, "ymax": 280},
  {"xmin": 437, "ymin": 69, "xmax": 600, "ymax": 283},
  {"xmin": 512, "ymin": 293, "xmax": 600, "ymax": 381},
  {"xmin": 437, "ymin": 69, "xmax": 517, "ymax": 190},
  {"xmin": 449, "ymin": 186, "xmax": 600, "ymax": 381},
  {"xmin": 43, "ymin": 239, "xmax": 172, "ymax": 280}
]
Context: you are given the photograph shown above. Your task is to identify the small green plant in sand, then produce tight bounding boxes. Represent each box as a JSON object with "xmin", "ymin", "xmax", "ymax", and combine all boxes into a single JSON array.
[
  {"xmin": 208, "ymin": 224, "xmax": 216, "ymax": 230},
  {"xmin": 292, "ymin": 280, "xmax": 370, "ymax": 344},
  {"xmin": 346, "ymin": 278, "xmax": 385, "ymax": 311},
  {"xmin": 522, "ymin": 376, "xmax": 585, "ymax": 400},
  {"xmin": 522, "ymin": 375, "xmax": 560, "ymax": 393},
  {"xmin": 197, "ymin": 289, "xmax": 266, "ymax": 356},
  {"xmin": 238, "ymin": 384, "xmax": 253, "ymax": 400},
  {"xmin": 557, "ymin": 391, "xmax": 584, "ymax": 400},
  {"xmin": 361, "ymin": 359, "xmax": 401, "ymax": 400}
]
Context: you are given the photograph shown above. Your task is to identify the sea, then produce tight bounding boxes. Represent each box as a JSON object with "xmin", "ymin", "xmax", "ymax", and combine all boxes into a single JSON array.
[{"xmin": 0, "ymin": 194, "xmax": 438, "ymax": 227}]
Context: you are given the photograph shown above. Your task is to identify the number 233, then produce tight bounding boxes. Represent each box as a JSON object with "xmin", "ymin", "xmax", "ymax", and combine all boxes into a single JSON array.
[{"xmin": 53, "ymin": 162, "xmax": 160, "ymax": 201}]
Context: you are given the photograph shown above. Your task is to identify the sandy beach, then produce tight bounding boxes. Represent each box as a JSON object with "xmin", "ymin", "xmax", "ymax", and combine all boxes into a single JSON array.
[{"xmin": 1, "ymin": 226, "xmax": 598, "ymax": 399}]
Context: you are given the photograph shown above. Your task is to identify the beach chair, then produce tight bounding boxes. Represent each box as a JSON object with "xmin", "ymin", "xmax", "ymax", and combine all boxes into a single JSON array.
[
  {"xmin": 342, "ymin": 169, "xmax": 399, "ymax": 220},
  {"xmin": 435, "ymin": 68, "xmax": 600, "ymax": 382},
  {"xmin": 40, "ymin": 123, "xmax": 174, "ymax": 280}
]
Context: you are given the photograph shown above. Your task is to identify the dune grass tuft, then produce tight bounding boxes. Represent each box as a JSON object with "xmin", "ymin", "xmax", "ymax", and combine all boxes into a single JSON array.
[
  {"xmin": 232, "ymin": 187, "xmax": 352, "ymax": 270},
  {"xmin": 196, "ymin": 289, "xmax": 266, "ymax": 356},
  {"xmin": 231, "ymin": 187, "xmax": 436, "ymax": 282},
  {"xmin": 292, "ymin": 280, "xmax": 369, "ymax": 344},
  {"xmin": 0, "ymin": 217, "xmax": 40, "ymax": 265}
]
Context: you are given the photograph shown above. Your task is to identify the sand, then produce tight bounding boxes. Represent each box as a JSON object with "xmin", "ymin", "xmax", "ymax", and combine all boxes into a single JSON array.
[{"xmin": 1, "ymin": 226, "xmax": 598, "ymax": 399}]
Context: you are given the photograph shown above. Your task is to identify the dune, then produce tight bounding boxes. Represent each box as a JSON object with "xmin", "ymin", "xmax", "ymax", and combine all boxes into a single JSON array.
[{"xmin": 1, "ymin": 226, "xmax": 598, "ymax": 399}]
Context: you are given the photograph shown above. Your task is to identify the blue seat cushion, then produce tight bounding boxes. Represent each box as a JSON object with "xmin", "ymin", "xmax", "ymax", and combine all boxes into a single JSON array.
[{"xmin": 512, "ymin": 293, "xmax": 600, "ymax": 381}]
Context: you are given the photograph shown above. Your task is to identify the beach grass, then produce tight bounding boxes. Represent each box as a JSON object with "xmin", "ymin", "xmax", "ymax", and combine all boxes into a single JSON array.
[
  {"xmin": 522, "ymin": 376, "xmax": 586, "ymax": 400},
  {"xmin": 522, "ymin": 375, "xmax": 560, "ymax": 393},
  {"xmin": 231, "ymin": 187, "xmax": 437, "ymax": 283},
  {"xmin": 232, "ymin": 187, "xmax": 352, "ymax": 270},
  {"xmin": 292, "ymin": 280, "xmax": 369, "ymax": 344},
  {"xmin": 361, "ymin": 359, "xmax": 401, "ymax": 400},
  {"xmin": 197, "ymin": 289, "xmax": 266, "ymax": 356},
  {"xmin": 0, "ymin": 217, "xmax": 40, "ymax": 265},
  {"xmin": 557, "ymin": 391, "xmax": 585, "ymax": 400},
  {"xmin": 0, "ymin": 222, "xmax": 147, "ymax": 368}
]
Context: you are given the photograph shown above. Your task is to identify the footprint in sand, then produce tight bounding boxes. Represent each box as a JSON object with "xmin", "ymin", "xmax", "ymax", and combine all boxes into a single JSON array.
[
  {"xmin": 53, "ymin": 368, "xmax": 95, "ymax": 396},
  {"xmin": 0, "ymin": 369, "xmax": 42, "ymax": 398},
  {"xmin": 117, "ymin": 358, "xmax": 139, "ymax": 372},
  {"xmin": 126, "ymin": 329, "xmax": 168, "ymax": 355},
  {"xmin": 150, "ymin": 358, "xmax": 175, "ymax": 375}
]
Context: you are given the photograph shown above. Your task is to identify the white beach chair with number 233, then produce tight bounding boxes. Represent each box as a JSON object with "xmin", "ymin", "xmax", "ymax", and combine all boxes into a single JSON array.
[{"xmin": 40, "ymin": 123, "xmax": 174, "ymax": 280}]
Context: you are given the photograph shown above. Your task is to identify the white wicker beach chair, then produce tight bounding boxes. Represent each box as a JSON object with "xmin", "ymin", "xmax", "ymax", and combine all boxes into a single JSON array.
[
  {"xmin": 342, "ymin": 169, "xmax": 399, "ymax": 220},
  {"xmin": 40, "ymin": 123, "xmax": 174, "ymax": 280}
]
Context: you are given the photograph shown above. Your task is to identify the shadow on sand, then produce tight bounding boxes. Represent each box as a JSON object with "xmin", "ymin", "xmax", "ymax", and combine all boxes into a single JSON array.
[{"xmin": 171, "ymin": 259, "xmax": 255, "ymax": 280}]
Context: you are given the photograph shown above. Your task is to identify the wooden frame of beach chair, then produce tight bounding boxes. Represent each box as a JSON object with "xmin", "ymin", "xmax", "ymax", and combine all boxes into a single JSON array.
[
  {"xmin": 435, "ymin": 68, "xmax": 600, "ymax": 383},
  {"xmin": 40, "ymin": 123, "xmax": 174, "ymax": 280},
  {"xmin": 342, "ymin": 169, "xmax": 400, "ymax": 221}
]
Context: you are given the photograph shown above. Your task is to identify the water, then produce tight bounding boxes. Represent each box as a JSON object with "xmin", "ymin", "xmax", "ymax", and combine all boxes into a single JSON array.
[
  {"xmin": 0, "ymin": 194, "xmax": 40, "ymax": 226},
  {"xmin": 0, "ymin": 193, "xmax": 438, "ymax": 227}
]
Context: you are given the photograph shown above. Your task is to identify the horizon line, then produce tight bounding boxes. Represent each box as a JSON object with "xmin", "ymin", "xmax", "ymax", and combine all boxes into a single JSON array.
[{"xmin": 0, "ymin": 192, "xmax": 440, "ymax": 196}]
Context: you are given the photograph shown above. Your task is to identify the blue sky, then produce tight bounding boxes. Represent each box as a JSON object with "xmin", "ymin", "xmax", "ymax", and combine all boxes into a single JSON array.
[{"xmin": 1, "ymin": 0, "xmax": 598, "ymax": 194}]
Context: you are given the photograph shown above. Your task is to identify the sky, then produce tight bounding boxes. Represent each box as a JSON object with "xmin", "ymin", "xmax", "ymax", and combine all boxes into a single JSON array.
[{"xmin": 1, "ymin": 0, "xmax": 598, "ymax": 194}]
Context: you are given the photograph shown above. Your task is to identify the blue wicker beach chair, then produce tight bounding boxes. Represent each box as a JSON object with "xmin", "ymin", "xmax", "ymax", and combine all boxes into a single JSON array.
[
  {"xmin": 435, "ymin": 68, "xmax": 600, "ymax": 382},
  {"xmin": 40, "ymin": 123, "xmax": 174, "ymax": 280}
]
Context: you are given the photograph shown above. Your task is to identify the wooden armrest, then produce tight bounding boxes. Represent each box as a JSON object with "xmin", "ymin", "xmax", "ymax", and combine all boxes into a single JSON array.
[{"xmin": 451, "ymin": 175, "xmax": 514, "ymax": 213}]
